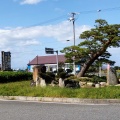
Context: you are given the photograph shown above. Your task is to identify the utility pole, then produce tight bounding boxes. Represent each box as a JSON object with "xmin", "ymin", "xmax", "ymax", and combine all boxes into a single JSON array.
[
  {"xmin": 69, "ymin": 12, "xmax": 76, "ymax": 46},
  {"xmin": 97, "ymin": 10, "xmax": 102, "ymax": 77},
  {"xmin": 68, "ymin": 12, "xmax": 79, "ymax": 75}
]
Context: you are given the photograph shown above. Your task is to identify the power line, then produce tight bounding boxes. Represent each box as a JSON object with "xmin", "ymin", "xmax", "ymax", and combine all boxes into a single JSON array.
[
  {"xmin": 23, "ymin": 15, "xmax": 67, "ymax": 28},
  {"xmin": 17, "ymin": 6, "xmax": 120, "ymax": 28},
  {"xmin": 79, "ymin": 6, "xmax": 120, "ymax": 14},
  {"xmin": 1, "ymin": 6, "xmax": 120, "ymax": 32},
  {"xmin": 2, "ymin": 6, "xmax": 120, "ymax": 56}
]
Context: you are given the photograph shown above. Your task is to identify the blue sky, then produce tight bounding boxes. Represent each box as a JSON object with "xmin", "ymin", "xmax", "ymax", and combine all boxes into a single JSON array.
[{"xmin": 0, "ymin": 0, "xmax": 120, "ymax": 69}]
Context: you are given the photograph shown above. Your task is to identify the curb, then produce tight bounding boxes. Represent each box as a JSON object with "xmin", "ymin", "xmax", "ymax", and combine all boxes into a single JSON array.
[{"xmin": 0, "ymin": 96, "xmax": 120, "ymax": 104}]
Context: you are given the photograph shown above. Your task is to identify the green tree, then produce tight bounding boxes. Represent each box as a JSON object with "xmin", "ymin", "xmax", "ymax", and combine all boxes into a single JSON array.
[
  {"xmin": 114, "ymin": 66, "xmax": 120, "ymax": 70},
  {"xmin": 61, "ymin": 19, "xmax": 120, "ymax": 77}
]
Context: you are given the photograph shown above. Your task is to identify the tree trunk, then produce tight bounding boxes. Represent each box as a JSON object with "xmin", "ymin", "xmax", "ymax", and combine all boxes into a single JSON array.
[
  {"xmin": 77, "ymin": 55, "xmax": 99, "ymax": 77},
  {"xmin": 77, "ymin": 63, "xmax": 89, "ymax": 77},
  {"xmin": 77, "ymin": 40, "xmax": 111, "ymax": 77}
]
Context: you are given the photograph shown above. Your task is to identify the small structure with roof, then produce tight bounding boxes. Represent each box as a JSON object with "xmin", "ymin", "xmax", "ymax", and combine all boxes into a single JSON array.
[
  {"xmin": 28, "ymin": 55, "xmax": 66, "ymax": 72},
  {"xmin": 27, "ymin": 54, "xmax": 81, "ymax": 73}
]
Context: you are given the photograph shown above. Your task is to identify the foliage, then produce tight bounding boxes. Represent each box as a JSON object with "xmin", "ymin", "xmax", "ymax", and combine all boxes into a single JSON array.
[
  {"xmin": 91, "ymin": 76, "xmax": 106, "ymax": 83},
  {"xmin": 0, "ymin": 71, "xmax": 32, "ymax": 83},
  {"xmin": 58, "ymin": 62, "xmax": 65, "ymax": 68},
  {"xmin": 0, "ymin": 81, "xmax": 120, "ymax": 99},
  {"xmin": 59, "ymin": 72, "xmax": 67, "ymax": 79},
  {"xmin": 75, "ymin": 75, "xmax": 106, "ymax": 83},
  {"xmin": 61, "ymin": 19, "xmax": 120, "ymax": 77},
  {"xmin": 57, "ymin": 68, "xmax": 64, "ymax": 73},
  {"xmin": 57, "ymin": 68, "xmax": 65, "ymax": 77},
  {"xmin": 46, "ymin": 72, "xmax": 55, "ymax": 79},
  {"xmin": 117, "ymin": 73, "xmax": 120, "ymax": 79},
  {"xmin": 40, "ymin": 66, "xmax": 46, "ymax": 73},
  {"xmin": 76, "ymin": 77, "xmax": 92, "ymax": 82},
  {"xmin": 39, "ymin": 72, "xmax": 54, "ymax": 84},
  {"xmin": 114, "ymin": 66, "xmax": 120, "ymax": 70}
]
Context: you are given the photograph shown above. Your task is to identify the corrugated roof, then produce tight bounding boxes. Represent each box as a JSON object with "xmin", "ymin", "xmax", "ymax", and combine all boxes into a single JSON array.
[{"xmin": 28, "ymin": 54, "xmax": 66, "ymax": 65}]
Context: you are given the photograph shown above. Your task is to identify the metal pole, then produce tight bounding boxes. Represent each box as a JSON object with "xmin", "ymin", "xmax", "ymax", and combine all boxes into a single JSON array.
[
  {"xmin": 37, "ymin": 55, "xmax": 38, "ymax": 65},
  {"xmin": 56, "ymin": 50, "xmax": 58, "ymax": 74},
  {"xmin": 73, "ymin": 19, "xmax": 76, "ymax": 75},
  {"xmin": 69, "ymin": 12, "xmax": 79, "ymax": 75},
  {"xmin": 71, "ymin": 13, "xmax": 76, "ymax": 74},
  {"xmin": 73, "ymin": 17, "xmax": 75, "ymax": 46},
  {"xmin": 69, "ymin": 12, "xmax": 76, "ymax": 46}
]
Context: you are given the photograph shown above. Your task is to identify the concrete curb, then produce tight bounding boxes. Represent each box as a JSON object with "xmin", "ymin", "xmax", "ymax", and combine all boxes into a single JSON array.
[{"xmin": 0, "ymin": 96, "xmax": 120, "ymax": 104}]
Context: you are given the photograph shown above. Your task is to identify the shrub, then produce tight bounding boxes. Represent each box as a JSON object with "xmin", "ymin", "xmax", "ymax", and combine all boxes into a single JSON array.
[
  {"xmin": 41, "ymin": 66, "xmax": 46, "ymax": 73},
  {"xmin": 77, "ymin": 77, "xmax": 92, "ymax": 82},
  {"xmin": 58, "ymin": 68, "xmax": 64, "ymax": 73},
  {"xmin": 39, "ymin": 72, "xmax": 53, "ymax": 84},
  {"xmin": 91, "ymin": 76, "xmax": 106, "ymax": 83},
  {"xmin": 66, "ymin": 74, "xmax": 74, "ymax": 79},
  {"xmin": 46, "ymin": 72, "xmax": 55, "ymax": 79},
  {"xmin": 59, "ymin": 72, "xmax": 67, "ymax": 79},
  {"xmin": 57, "ymin": 68, "xmax": 64, "ymax": 76},
  {"xmin": 0, "ymin": 71, "xmax": 32, "ymax": 83}
]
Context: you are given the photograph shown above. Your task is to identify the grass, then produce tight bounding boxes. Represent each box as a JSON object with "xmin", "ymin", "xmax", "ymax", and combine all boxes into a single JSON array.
[{"xmin": 0, "ymin": 81, "xmax": 120, "ymax": 99}]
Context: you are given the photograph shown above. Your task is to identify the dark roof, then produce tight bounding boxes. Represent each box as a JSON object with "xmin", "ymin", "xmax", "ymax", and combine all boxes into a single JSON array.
[{"xmin": 28, "ymin": 54, "xmax": 66, "ymax": 65}]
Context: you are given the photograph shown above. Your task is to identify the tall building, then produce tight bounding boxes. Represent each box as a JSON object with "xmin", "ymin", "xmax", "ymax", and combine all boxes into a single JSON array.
[{"xmin": 1, "ymin": 51, "xmax": 11, "ymax": 71}]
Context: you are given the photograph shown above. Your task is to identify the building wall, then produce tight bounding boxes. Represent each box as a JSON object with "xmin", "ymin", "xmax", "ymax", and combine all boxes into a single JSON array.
[{"xmin": 28, "ymin": 63, "xmax": 80, "ymax": 73}]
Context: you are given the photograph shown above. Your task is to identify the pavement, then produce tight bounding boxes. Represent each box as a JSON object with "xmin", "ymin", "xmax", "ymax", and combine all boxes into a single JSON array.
[{"xmin": 0, "ymin": 96, "xmax": 120, "ymax": 104}]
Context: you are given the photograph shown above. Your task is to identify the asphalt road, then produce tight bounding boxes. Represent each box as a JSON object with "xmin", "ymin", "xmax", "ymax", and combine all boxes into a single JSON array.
[{"xmin": 0, "ymin": 100, "xmax": 120, "ymax": 120}]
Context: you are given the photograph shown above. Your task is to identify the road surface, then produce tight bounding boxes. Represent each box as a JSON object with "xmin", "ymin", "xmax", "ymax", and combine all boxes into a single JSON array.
[{"xmin": 0, "ymin": 100, "xmax": 120, "ymax": 120}]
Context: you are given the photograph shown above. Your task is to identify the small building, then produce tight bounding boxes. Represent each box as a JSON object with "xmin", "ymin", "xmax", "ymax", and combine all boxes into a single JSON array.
[{"xmin": 27, "ymin": 54, "xmax": 80, "ymax": 73}]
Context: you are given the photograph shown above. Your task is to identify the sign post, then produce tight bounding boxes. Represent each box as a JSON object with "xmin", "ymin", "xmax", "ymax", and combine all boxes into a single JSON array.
[
  {"xmin": 55, "ymin": 50, "xmax": 58, "ymax": 73},
  {"xmin": 45, "ymin": 48, "xmax": 58, "ymax": 73},
  {"xmin": 45, "ymin": 48, "xmax": 54, "ymax": 54}
]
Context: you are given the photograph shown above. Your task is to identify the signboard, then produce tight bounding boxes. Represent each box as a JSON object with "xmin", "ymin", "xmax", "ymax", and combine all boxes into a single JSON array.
[
  {"xmin": 45, "ymin": 48, "xmax": 54, "ymax": 54},
  {"xmin": 1, "ymin": 51, "xmax": 11, "ymax": 71}
]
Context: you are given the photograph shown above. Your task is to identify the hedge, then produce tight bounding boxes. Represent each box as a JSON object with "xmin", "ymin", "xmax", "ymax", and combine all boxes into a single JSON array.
[{"xmin": 0, "ymin": 71, "xmax": 32, "ymax": 83}]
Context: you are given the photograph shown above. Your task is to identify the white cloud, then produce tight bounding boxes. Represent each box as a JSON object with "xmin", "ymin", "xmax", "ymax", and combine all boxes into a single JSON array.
[
  {"xmin": 1, "ymin": 21, "xmax": 120, "ymax": 68},
  {"xmin": 0, "ymin": 21, "xmax": 90, "ymax": 69},
  {"xmin": 17, "ymin": 39, "xmax": 40, "ymax": 46},
  {"xmin": 20, "ymin": 0, "xmax": 44, "ymax": 5},
  {"xmin": 0, "ymin": 21, "xmax": 90, "ymax": 48}
]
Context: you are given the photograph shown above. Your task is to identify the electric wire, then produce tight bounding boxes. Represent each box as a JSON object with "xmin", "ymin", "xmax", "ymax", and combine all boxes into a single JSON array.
[{"xmin": 3, "ymin": 6, "xmax": 120, "ymax": 55}]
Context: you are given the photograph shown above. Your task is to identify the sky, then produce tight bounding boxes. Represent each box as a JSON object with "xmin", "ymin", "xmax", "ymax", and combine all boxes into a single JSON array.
[{"xmin": 0, "ymin": 0, "xmax": 120, "ymax": 69}]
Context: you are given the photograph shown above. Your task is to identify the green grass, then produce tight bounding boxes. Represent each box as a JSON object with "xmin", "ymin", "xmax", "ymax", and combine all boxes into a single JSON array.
[{"xmin": 0, "ymin": 81, "xmax": 120, "ymax": 99}]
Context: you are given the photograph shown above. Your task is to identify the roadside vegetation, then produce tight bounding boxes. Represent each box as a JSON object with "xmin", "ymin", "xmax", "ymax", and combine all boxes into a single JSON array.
[
  {"xmin": 0, "ymin": 71, "xmax": 32, "ymax": 83},
  {"xmin": 0, "ymin": 81, "xmax": 120, "ymax": 99},
  {"xmin": 0, "ymin": 19, "xmax": 120, "ymax": 99}
]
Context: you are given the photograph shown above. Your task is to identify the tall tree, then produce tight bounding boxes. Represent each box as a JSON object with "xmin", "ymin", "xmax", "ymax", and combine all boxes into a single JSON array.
[{"xmin": 61, "ymin": 19, "xmax": 120, "ymax": 77}]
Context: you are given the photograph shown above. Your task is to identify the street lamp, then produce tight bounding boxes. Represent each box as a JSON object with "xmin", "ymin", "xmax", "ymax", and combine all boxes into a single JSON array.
[
  {"xmin": 97, "ymin": 9, "xmax": 101, "ymax": 19},
  {"xmin": 66, "ymin": 39, "xmax": 70, "ymax": 42}
]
